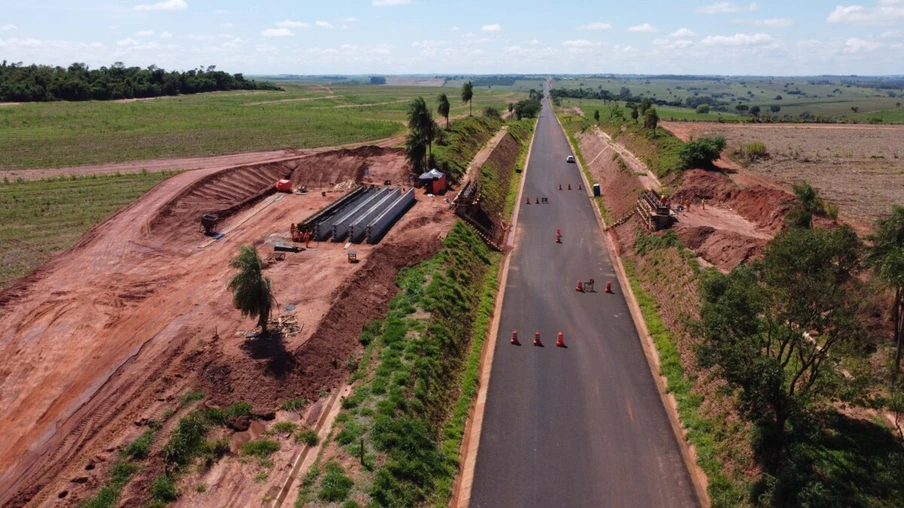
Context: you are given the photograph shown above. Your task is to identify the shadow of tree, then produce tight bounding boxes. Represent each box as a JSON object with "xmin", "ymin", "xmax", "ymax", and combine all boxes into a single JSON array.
[{"xmin": 239, "ymin": 331, "xmax": 295, "ymax": 379}]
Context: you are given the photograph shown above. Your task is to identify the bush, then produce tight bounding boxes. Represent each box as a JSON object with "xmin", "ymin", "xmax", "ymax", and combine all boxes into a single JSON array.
[
  {"xmin": 295, "ymin": 429, "xmax": 320, "ymax": 446},
  {"xmin": 122, "ymin": 430, "xmax": 154, "ymax": 460},
  {"xmin": 482, "ymin": 106, "xmax": 502, "ymax": 119},
  {"xmin": 696, "ymin": 104, "xmax": 711, "ymax": 114},
  {"xmin": 203, "ymin": 401, "xmax": 252, "ymax": 426},
  {"xmin": 280, "ymin": 398, "xmax": 306, "ymax": 412},
  {"xmin": 151, "ymin": 475, "xmax": 178, "ymax": 502},
  {"xmin": 318, "ymin": 462, "xmax": 354, "ymax": 502},
  {"xmin": 163, "ymin": 413, "xmax": 208, "ymax": 467},
  {"xmin": 731, "ymin": 141, "xmax": 769, "ymax": 165},
  {"xmin": 241, "ymin": 439, "xmax": 280, "ymax": 459},
  {"xmin": 271, "ymin": 421, "xmax": 297, "ymax": 434},
  {"xmin": 679, "ymin": 136, "xmax": 726, "ymax": 170}
]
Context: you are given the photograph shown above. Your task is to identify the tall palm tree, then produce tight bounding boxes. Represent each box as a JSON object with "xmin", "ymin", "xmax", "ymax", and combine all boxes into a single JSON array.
[
  {"xmin": 228, "ymin": 245, "xmax": 276, "ymax": 336},
  {"xmin": 407, "ymin": 97, "xmax": 436, "ymax": 168},
  {"xmin": 461, "ymin": 80, "xmax": 474, "ymax": 117},
  {"xmin": 437, "ymin": 93, "xmax": 451, "ymax": 130},
  {"xmin": 866, "ymin": 205, "xmax": 904, "ymax": 371}
]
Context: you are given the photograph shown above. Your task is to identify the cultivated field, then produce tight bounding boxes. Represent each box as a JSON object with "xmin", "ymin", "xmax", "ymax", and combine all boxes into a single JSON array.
[
  {"xmin": 0, "ymin": 83, "xmax": 523, "ymax": 171},
  {"xmin": 663, "ymin": 121, "xmax": 904, "ymax": 225},
  {"xmin": 554, "ymin": 76, "xmax": 904, "ymax": 121}
]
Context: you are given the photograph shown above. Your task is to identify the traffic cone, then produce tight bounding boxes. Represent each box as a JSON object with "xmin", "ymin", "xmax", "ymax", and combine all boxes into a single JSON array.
[
  {"xmin": 556, "ymin": 233, "xmax": 562, "ymax": 244},
  {"xmin": 605, "ymin": 281, "xmax": 613, "ymax": 294},
  {"xmin": 556, "ymin": 332, "xmax": 566, "ymax": 348},
  {"xmin": 558, "ymin": 184, "xmax": 562, "ymax": 190},
  {"xmin": 568, "ymin": 184, "xmax": 572, "ymax": 190},
  {"xmin": 578, "ymin": 183, "xmax": 583, "ymax": 190},
  {"xmin": 526, "ymin": 196, "xmax": 530, "ymax": 204},
  {"xmin": 511, "ymin": 330, "xmax": 520, "ymax": 346},
  {"xmin": 535, "ymin": 197, "xmax": 539, "ymax": 204},
  {"xmin": 534, "ymin": 331, "xmax": 543, "ymax": 347},
  {"xmin": 576, "ymin": 280, "xmax": 584, "ymax": 292}
]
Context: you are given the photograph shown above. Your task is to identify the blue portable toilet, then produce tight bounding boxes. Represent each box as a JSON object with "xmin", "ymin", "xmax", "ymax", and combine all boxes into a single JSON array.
[{"xmin": 593, "ymin": 183, "xmax": 601, "ymax": 197}]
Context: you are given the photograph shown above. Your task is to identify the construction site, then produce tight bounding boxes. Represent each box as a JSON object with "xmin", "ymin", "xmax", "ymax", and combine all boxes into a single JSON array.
[{"xmin": 0, "ymin": 141, "xmax": 463, "ymax": 506}]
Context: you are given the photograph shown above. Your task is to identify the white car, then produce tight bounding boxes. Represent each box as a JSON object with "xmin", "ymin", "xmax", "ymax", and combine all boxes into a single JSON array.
[{"xmin": 566, "ymin": 155, "xmax": 575, "ymax": 163}]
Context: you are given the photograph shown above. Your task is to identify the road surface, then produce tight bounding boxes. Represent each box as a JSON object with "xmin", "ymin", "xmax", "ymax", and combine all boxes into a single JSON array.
[{"xmin": 469, "ymin": 98, "xmax": 699, "ymax": 508}]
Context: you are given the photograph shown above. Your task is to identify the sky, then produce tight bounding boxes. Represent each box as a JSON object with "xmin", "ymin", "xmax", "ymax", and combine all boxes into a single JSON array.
[{"xmin": 1, "ymin": 0, "xmax": 903, "ymax": 76}]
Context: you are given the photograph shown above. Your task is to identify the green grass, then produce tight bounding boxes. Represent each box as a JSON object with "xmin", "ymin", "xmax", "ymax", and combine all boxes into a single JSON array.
[
  {"xmin": 80, "ymin": 462, "xmax": 142, "ymax": 508},
  {"xmin": 0, "ymin": 84, "xmax": 524, "ymax": 170},
  {"xmin": 295, "ymin": 429, "xmax": 320, "ymax": 447},
  {"xmin": 242, "ymin": 439, "xmax": 280, "ymax": 459},
  {"xmin": 504, "ymin": 118, "xmax": 537, "ymax": 218},
  {"xmin": 0, "ymin": 171, "xmax": 175, "ymax": 289},
  {"xmin": 433, "ymin": 116, "xmax": 504, "ymax": 181},
  {"xmin": 318, "ymin": 462, "xmax": 355, "ymax": 503},
  {"xmin": 121, "ymin": 430, "xmax": 155, "ymax": 460},
  {"xmin": 271, "ymin": 421, "xmax": 297, "ymax": 435}
]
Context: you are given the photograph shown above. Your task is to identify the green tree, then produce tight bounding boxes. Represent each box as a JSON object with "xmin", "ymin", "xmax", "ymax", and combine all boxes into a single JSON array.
[
  {"xmin": 482, "ymin": 106, "xmax": 501, "ymax": 119},
  {"xmin": 642, "ymin": 107, "xmax": 659, "ymax": 132},
  {"xmin": 750, "ymin": 105, "xmax": 761, "ymax": 119},
  {"xmin": 461, "ymin": 80, "xmax": 474, "ymax": 117},
  {"xmin": 406, "ymin": 97, "xmax": 436, "ymax": 171},
  {"xmin": 640, "ymin": 98, "xmax": 652, "ymax": 115},
  {"xmin": 786, "ymin": 182, "xmax": 827, "ymax": 229},
  {"xmin": 736, "ymin": 104, "xmax": 749, "ymax": 115},
  {"xmin": 866, "ymin": 205, "xmax": 904, "ymax": 371},
  {"xmin": 228, "ymin": 246, "xmax": 276, "ymax": 336},
  {"xmin": 697, "ymin": 226, "xmax": 864, "ymax": 437},
  {"xmin": 770, "ymin": 104, "xmax": 781, "ymax": 113},
  {"xmin": 436, "ymin": 93, "xmax": 451, "ymax": 130},
  {"xmin": 594, "ymin": 109, "xmax": 600, "ymax": 122},
  {"xmin": 696, "ymin": 104, "xmax": 710, "ymax": 114},
  {"xmin": 507, "ymin": 102, "xmax": 514, "ymax": 113},
  {"xmin": 626, "ymin": 102, "xmax": 639, "ymax": 123},
  {"xmin": 678, "ymin": 136, "xmax": 726, "ymax": 169}
]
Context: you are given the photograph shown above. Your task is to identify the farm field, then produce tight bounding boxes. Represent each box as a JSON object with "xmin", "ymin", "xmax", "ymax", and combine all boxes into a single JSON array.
[
  {"xmin": 553, "ymin": 76, "xmax": 904, "ymax": 121},
  {"xmin": 0, "ymin": 171, "xmax": 176, "ymax": 288},
  {"xmin": 0, "ymin": 83, "xmax": 523, "ymax": 171},
  {"xmin": 662, "ymin": 121, "xmax": 904, "ymax": 225},
  {"xmin": 556, "ymin": 97, "xmax": 740, "ymax": 121}
]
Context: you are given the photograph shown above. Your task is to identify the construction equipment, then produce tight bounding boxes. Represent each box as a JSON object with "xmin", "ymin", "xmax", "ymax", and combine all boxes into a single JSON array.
[
  {"xmin": 201, "ymin": 214, "xmax": 219, "ymax": 234},
  {"xmin": 637, "ymin": 190, "xmax": 673, "ymax": 231},
  {"xmin": 348, "ymin": 250, "xmax": 358, "ymax": 263}
]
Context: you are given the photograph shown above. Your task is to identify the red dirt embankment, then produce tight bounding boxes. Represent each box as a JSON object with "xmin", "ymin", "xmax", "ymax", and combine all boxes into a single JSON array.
[{"xmin": 0, "ymin": 145, "xmax": 451, "ymax": 507}]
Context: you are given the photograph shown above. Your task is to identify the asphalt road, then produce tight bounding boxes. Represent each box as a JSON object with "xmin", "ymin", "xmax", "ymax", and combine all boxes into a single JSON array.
[{"xmin": 469, "ymin": 98, "xmax": 699, "ymax": 508}]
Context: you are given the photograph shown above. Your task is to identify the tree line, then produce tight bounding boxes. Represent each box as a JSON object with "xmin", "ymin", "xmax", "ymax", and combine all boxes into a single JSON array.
[{"xmin": 0, "ymin": 61, "xmax": 280, "ymax": 102}]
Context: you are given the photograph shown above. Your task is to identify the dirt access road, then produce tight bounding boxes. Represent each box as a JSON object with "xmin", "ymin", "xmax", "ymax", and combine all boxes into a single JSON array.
[
  {"xmin": 0, "ymin": 146, "xmax": 453, "ymax": 506},
  {"xmin": 468, "ymin": 98, "xmax": 698, "ymax": 507}
]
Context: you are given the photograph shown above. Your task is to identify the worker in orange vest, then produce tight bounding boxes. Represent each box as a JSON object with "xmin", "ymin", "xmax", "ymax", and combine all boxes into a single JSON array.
[{"xmin": 304, "ymin": 231, "xmax": 312, "ymax": 248}]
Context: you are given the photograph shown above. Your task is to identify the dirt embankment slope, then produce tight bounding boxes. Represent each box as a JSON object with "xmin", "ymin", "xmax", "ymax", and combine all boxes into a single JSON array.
[{"xmin": 0, "ymin": 145, "xmax": 453, "ymax": 507}]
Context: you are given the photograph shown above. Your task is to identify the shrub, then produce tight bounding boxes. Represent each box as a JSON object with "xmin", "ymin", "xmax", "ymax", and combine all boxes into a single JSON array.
[
  {"xmin": 122, "ymin": 430, "xmax": 154, "ymax": 460},
  {"xmin": 179, "ymin": 390, "xmax": 204, "ymax": 405},
  {"xmin": 696, "ymin": 104, "xmax": 710, "ymax": 114},
  {"xmin": 318, "ymin": 462, "xmax": 354, "ymax": 502},
  {"xmin": 242, "ymin": 439, "xmax": 280, "ymax": 459},
  {"xmin": 679, "ymin": 136, "xmax": 726, "ymax": 170},
  {"xmin": 280, "ymin": 398, "xmax": 306, "ymax": 412},
  {"xmin": 482, "ymin": 106, "xmax": 502, "ymax": 119},
  {"xmin": 151, "ymin": 475, "xmax": 178, "ymax": 502},
  {"xmin": 731, "ymin": 141, "xmax": 769, "ymax": 165},
  {"xmin": 295, "ymin": 429, "xmax": 320, "ymax": 447},
  {"xmin": 163, "ymin": 413, "xmax": 208, "ymax": 467},
  {"xmin": 204, "ymin": 401, "xmax": 252, "ymax": 426},
  {"xmin": 271, "ymin": 421, "xmax": 297, "ymax": 435}
]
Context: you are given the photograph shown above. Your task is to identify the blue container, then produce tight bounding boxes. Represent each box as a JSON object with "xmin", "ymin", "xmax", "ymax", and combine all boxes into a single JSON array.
[{"xmin": 593, "ymin": 183, "xmax": 601, "ymax": 197}]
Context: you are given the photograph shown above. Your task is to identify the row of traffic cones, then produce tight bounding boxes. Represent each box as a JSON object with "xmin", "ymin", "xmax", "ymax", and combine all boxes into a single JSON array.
[
  {"xmin": 511, "ymin": 330, "xmax": 567, "ymax": 348},
  {"xmin": 575, "ymin": 280, "xmax": 614, "ymax": 293},
  {"xmin": 558, "ymin": 184, "xmax": 583, "ymax": 191}
]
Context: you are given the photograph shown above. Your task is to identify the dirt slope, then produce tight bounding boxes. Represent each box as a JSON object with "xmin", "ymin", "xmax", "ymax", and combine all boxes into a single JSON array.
[{"xmin": 0, "ymin": 146, "xmax": 451, "ymax": 507}]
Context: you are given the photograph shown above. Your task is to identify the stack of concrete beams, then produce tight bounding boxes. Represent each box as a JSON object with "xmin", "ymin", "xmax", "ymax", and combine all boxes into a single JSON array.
[
  {"xmin": 348, "ymin": 188, "xmax": 401, "ymax": 243},
  {"xmin": 331, "ymin": 187, "xmax": 392, "ymax": 242},
  {"xmin": 366, "ymin": 188, "xmax": 416, "ymax": 244},
  {"xmin": 311, "ymin": 186, "xmax": 379, "ymax": 241}
]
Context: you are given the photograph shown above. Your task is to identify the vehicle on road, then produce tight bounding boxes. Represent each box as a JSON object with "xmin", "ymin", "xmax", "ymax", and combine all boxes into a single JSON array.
[{"xmin": 566, "ymin": 155, "xmax": 575, "ymax": 163}]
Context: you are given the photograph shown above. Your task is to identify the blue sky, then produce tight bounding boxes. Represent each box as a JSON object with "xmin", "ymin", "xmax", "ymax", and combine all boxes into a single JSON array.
[{"xmin": 1, "ymin": 0, "xmax": 902, "ymax": 75}]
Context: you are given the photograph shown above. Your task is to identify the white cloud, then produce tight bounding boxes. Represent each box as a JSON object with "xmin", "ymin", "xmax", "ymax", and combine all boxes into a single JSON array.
[
  {"xmin": 481, "ymin": 24, "xmax": 502, "ymax": 32},
  {"xmin": 827, "ymin": 1, "xmax": 904, "ymax": 25},
  {"xmin": 563, "ymin": 39, "xmax": 603, "ymax": 48},
  {"xmin": 881, "ymin": 30, "xmax": 904, "ymax": 38},
  {"xmin": 670, "ymin": 28, "xmax": 696, "ymax": 38},
  {"xmin": 736, "ymin": 17, "xmax": 794, "ymax": 27},
  {"xmin": 698, "ymin": 2, "xmax": 759, "ymax": 14},
  {"xmin": 109, "ymin": 25, "xmax": 120, "ymax": 30},
  {"xmin": 184, "ymin": 33, "xmax": 212, "ymax": 40},
  {"xmin": 577, "ymin": 22, "xmax": 612, "ymax": 30},
  {"xmin": 450, "ymin": 26, "xmax": 459, "ymax": 31},
  {"xmin": 372, "ymin": 0, "xmax": 411, "ymax": 6},
  {"xmin": 700, "ymin": 32, "xmax": 775, "ymax": 46},
  {"xmin": 219, "ymin": 22, "xmax": 234, "ymax": 28},
  {"xmin": 133, "ymin": 0, "xmax": 187, "ymax": 12},
  {"xmin": 160, "ymin": 31, "xmax": 173, "ymax": 39},
  {"xmin": 627, "ymin": 23, "xmax": 657, "ymax": 32},
  {"xmin": 262, "ymin": 28, "xmax": 293, "ymax": 37},
  {"xmin": 315, "ymin": 21, "xmax": 333, "ymax": 28},
  {"xmin": 117, "ymin": 38, "xmax": 140, "ymax": 46},
  {"xmin": 844, "ymin": 37, "xmax": 882, "ymax": 53},
  {"xmin": 1, "ymin": 24, "xmax": 17, "ymax": 31},
  {"xmin": 276, "ymin": 20, "xmax": 310, "ymax": 28},
  {"xmin": 215, "ymin": 9, "xmax": 230, "ymax": 14},
  {"xmin": 530, "ymin": 39, "xmax": 540, "ymax": 45},
  {"xmin": 135, "ymin": 30, "xmax": 155, "ymax": 37},
  {"xmin": 343, "ymin": 17, "xmax": 358, "ymax": 22}
]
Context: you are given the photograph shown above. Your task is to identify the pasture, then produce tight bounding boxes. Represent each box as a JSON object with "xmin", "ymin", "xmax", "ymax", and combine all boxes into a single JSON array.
[{"xmin": 0, "ymin": 83, "xmax": 523, "ymax": 171}]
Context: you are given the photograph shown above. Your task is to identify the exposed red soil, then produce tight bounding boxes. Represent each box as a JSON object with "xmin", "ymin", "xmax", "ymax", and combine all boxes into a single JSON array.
[{"xmin": 0, "ymin": 145, "xmax": 453, "ymax": 507}]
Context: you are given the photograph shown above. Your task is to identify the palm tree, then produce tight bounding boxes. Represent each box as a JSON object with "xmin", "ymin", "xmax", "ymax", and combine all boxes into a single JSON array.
[
  {"xmin": 437, "ymin": 93, "xmax": 451, "ymax": 130},
  {"xmin": 461, "ymin": 80, "xmax": 474, "ymax": 117},
  {"xmin": 866, "ymin": 205, "xmax": 904, "ymax": 372},
  {"xmin": 228, "ymin": 245, "xmax": 276, "ymax": 336}
]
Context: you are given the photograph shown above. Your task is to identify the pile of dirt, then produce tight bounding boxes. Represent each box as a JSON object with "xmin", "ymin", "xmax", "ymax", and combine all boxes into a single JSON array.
[
  {"xmin": 290, "ymin": 146, "xmax": 408, "ymax": 189},
  {"xmin": 676, "ymin": 226, "xmax": 766, "ymax": 270},
  {"xmin": 575, "ymin": 130, "xmax": 644, "ymax": 219}
]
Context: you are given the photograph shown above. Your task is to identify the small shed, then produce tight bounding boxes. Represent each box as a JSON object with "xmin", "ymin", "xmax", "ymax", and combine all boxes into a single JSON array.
[{"xmin": 418, "ymin": 168, "xmax": 447, "ymax": 195}]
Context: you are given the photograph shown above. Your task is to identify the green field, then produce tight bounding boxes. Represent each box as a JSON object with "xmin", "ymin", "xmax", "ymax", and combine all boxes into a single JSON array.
[
  {"xmin": 557, "ymin": 97, "xmax": 740, "ymax": 122},
  {"xmin": 553, "ymin": 76, "xmax": 904, "ymax": 122},
  {"xmin": 0, "ymin": 171, "xmax": 175, "ymax": 288},
  {"xmin": 0, "ymin": 83, "xmax": 524, "ymax": 171}
]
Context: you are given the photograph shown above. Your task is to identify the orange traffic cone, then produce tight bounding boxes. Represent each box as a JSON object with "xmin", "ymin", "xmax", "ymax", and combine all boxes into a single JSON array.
[
  {"xmin": 535, "ymin": 197, "xmax": 539, "ymax": 204},
  {"xmin": 605, "ymin": 281, "xmax": 613, "ymax": 294},
  {"xmin": 576, "ymin": 280, "xmax": 584, "ymax": 292},
  {"xmin": 556, "ymin": 234, "xmax": 562, "ymax": 243},
  {"xmin": 556, "ymin": 332, "xmax": 566, "ymax": 348},
  {"xmin": 568, "ymin": 184, "xmax": 572, "ymax": 190},
  {"xmin": 511, "ymin": 330, "xmax": 520, "ymax": 345},
  {"xmin": 578, "ymin": 183, "xmax": 583, "ymax": 190},
  {"xmin": 534, "ymin": 331, "xmax": 543, "ymax": 347},
  {"xmin": 526, "ymin": 196, "xmax": 531, "ymax": 204},
  {"xmin": 558, "ymin": 184, "xmax": 562, "ymax": 190}
]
